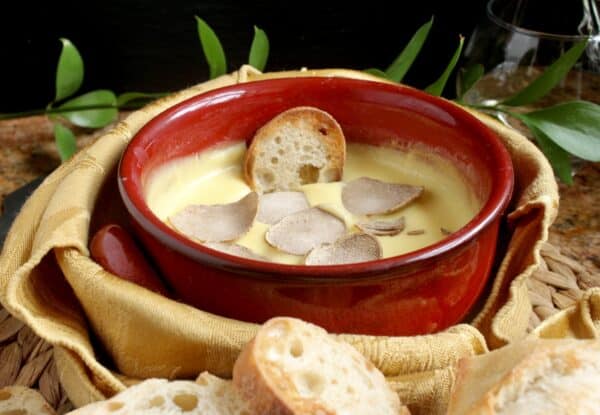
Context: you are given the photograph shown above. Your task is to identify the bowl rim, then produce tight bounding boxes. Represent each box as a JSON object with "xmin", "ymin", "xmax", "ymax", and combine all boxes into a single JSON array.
[{"xmin": 119, "ymin": 76, "xmax": 514, "ymax": 279}]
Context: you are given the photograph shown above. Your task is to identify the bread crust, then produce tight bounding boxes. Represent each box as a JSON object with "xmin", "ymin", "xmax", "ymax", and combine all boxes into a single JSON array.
[
  {"xmin": 244, "ymin": 106, "xmax": 346, "ymax": 193},
  {"xmin": 232, "ymin": 317, "xmax": 401, "ymax": 415},
  {"xmin": 234, "ymin": 336, "xmax": 313, "ymax": 415}
]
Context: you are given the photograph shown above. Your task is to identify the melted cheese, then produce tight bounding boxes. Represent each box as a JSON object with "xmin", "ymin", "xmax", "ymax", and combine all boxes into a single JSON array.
[{"xmin": 145, "ymin": 142, "xmax": 481, "ymax": 264}]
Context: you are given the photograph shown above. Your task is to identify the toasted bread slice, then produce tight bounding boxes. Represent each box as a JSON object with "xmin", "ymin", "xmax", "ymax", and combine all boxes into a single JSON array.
[
  {"xmin": 0, "ymin": 386, "xmax": 56, "ymax": 415},
  {"xmin": 448, "ymin": 339, "xmax": 600, "ymax": 415},
  {"xmin": 232, "ymin": 317, "xmax": 403, "ymax": 415},
  {"xmin": 67, "ymin": 374, "xmax": 248, "ymax": 415},
  {"xmin": 244, "ymin": 106, "xmax": 346, "ymax": 193}
]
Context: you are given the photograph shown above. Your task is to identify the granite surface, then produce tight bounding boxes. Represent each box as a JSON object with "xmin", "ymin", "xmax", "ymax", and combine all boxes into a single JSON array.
[
  {"xmin": 0, "ymin": 116, "xmax": 599, "ymax": 276},
  {"xmin": 549, "ymin": 162, "xmax": 600, "ymax": 275}
]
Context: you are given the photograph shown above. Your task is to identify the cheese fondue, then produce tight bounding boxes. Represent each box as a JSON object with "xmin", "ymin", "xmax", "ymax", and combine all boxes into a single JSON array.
[{"xmin": 145, "ymin": 142, "xmax": 481, "ymax": 264}]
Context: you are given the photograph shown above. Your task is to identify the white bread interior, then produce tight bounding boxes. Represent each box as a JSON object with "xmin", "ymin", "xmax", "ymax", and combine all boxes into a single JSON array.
[
  {"xmin": 232, "ymin": 317, "xmax": 404, "ymax": 415},
  {"xmin": 448, "ymin": 339, "xmax": 600, "ymax": 415},
  {"xmin": 67, "ymin": 374, "xmax": 248, "ymax": 415},
  {"xmin": 0, "ymin": 386, "xmax": 56, "ymax": 415}
]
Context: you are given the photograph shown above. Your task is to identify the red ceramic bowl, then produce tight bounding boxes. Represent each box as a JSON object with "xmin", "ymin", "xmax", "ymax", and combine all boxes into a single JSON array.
[{"xmin": 119, "ymin": 77, "xmax": 513, "ymax": 336}]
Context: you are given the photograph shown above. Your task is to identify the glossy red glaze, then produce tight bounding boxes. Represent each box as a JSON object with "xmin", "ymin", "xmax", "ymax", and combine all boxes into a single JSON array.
[
  {"xmin": 90, "ymin": 224, "xmax": 170, "ymax": 296},
  {"xmin": 119, "ymin": 77, "xmax": 514, "ymax": 336}
]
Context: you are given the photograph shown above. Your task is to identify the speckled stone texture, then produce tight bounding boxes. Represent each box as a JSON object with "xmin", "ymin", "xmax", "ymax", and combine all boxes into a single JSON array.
[
  {"xmin": 0, "ymin": 116, "xmax": 123, "ymax": 207},
  {"xmin": 549, "ymin": 162, "xmax": 600, "ymax": 275}
]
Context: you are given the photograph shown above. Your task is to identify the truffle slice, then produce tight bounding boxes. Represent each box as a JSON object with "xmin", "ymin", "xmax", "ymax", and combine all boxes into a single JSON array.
[
  {"xmin": 407, "ymin": 229, "xmax": 425, "ymax": 236},
  {"xmin": 305, "ymin": 233, "xmax": 382, "ymax": 265},
  {"xmin": 342, "ymin": 177, "xmax": 423, "ymax": 216},
  {"xmin": 256, "ymin": 191, "xmax": 310, "ymax": 225},
  {"xmin": 357, "ymin": 217, "xmax": 406, "ymax": 236},
  {"xmin": 441, "ymin": 227, "xmax": 453, "ymax": 236},
  {"xmin": 265, "ymin": 207, "xmax": 346, "ymax": 255},
  {"xmin": 169, "ymin": 192, "xmax": 258, "ymax": 242},
  {"xmin": 204, "ymin": 242, "xmax": 267, "ymax": 261}
]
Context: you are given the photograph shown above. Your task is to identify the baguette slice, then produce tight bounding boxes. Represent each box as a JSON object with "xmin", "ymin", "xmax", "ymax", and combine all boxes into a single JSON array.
[
  {"xmin": 448, "ymin": 339, "xmax": 600, "ymax": 415},
  {"xmin": 244, "ymin": 106, "xmax": 346, "ymax": 193},
  {"xmin": 67, "ymin": 373, "xmax": 248, "ymax": 415},
  {"xmin": 0, "ymin": 386, "xmax": 56, "ymax": 415},
  {"xmin": 233, "ymin": 317, "xmax": 404, "ymax": 415}
]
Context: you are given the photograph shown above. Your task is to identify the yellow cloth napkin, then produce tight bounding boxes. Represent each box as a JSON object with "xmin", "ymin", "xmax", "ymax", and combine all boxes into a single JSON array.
[{"xmin": 1, "ymin": 66, "xmax": 578, "ymax": 414}]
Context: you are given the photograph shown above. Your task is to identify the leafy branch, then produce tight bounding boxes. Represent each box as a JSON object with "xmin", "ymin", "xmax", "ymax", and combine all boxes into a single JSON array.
[
  {"xmin": 196, "ymin": 17, "xmax": 270, "ymax": 77},
  {"xmin": 50, "ymin": 39, "xmax": 166, "ymax": 160},
  {"xmin": 0, "ymin": 38, "xmax": 167, "ymax": 161},
  {"xmin": 0, "ymin": 19, "xmax": 269, "ymax": 161},
  {"xmin": 366, "ymin": 25, "xmax": 598, "ymax": 185},
  {"xmin": 1, "ymin": 16, "xmax": 598, "ymax": 186},
  {"xmin": 456, "ymin": 40, "xmax": 599, "ymax": 184}
]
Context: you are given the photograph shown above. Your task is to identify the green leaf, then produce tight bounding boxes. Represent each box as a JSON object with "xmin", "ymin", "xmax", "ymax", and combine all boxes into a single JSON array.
[
  {"xmin": 55, "ymin": 38, "xmax": 84, "ymax": 102},
  {"xmin": 363, "ymin": 68, "xmax": 389, "ymax": 79},
  {"xmin": 516, "ymin": 101, "xmax": 600, "ymax": 162},
  {"xmin": 59, "ymin": 89, "xmax": 117, "ymax": 128},
  {"xmin": 248, "ymin": 26, "xmax": 269, "ymax": 71},
  {"xmin": 425, "ymin": 35, "xmax": 464, "ymax": 96},
  {"xmin": 53, "ymin": 123, "xmax": 77, "ymax": 162},
  {"xmin": 522, "ymin": 119, "xmax": 573, "ymax": 183},
  {"xmin": 385, "ymin": 17, "xmax": 434, "ymax": 82},
  {"xmin": 195, "ymin": 16, "xmax": 227, "ymax": 79},
  {"xmin": 456, "ymin": 63, "xmax": 484, "ymax": 99},
  {"xmin": 502, "ymin": 40, "xmax": 587, "ymax": 106},
  {"xmin": 116, "ymin": 92, "xmax": 167, "ymax": 108}
]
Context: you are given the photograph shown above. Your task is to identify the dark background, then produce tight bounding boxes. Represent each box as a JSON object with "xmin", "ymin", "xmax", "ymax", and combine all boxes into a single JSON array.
[{"xmin": 0, "ymin": 0, "xmax": 581, "ymax": 112}]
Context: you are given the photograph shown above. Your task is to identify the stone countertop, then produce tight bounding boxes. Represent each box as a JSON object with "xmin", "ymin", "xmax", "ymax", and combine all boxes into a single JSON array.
[
  {"xmin": 549, "ymin": 162, "xmax": 600, "ymax": 275},
  {"xmin": 0, "ymin": 116, "xmax": 599, "ymax": 276},
  {"xmin": 0, "ymin": 116, "xmax": 100, "ymax": 196}
]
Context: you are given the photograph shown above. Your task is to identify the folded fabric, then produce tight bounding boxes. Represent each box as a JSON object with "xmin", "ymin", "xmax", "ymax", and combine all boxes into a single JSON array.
[{"xmin": 1, "ymin": 66, "xmax": 574, "ymax": 415}]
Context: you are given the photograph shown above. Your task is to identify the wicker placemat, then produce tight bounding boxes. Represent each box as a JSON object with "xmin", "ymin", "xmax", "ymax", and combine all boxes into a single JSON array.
[
  {"xmin": 0, "ymin": 311, "xmax": 74, "ymax": 413},
  {"xmin": 1, "ymin": 241, "xmax": 598, "ymax": 412},
  {"xmin": 528, "ymin": 242, "xmax": 600, "ymax": 328}
]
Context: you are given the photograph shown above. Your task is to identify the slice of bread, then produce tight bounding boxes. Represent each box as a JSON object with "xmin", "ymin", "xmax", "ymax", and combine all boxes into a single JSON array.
[
  {"xmin": 67, "ymin": 373, "xmax": 248, "ymax": 415},
  {"xmin": 448, "ymin": 339, "xmax": 600, "ymax": 415},
  {"xmin": 0, "ymin": 386, "xmax": 56, "ymax": 415},
  {"xmin": 232, "ymin": 317, "xmax": 404, "ymax": 415},
  {"xmin": 244, "ymin": 106, "xmax": 346, "ymax": 193}
]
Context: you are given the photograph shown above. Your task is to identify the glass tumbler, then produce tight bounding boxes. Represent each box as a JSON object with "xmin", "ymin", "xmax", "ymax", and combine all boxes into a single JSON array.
[{"xmin": 461, "ymin": 0, "xmax": 600, "ymax": 109}]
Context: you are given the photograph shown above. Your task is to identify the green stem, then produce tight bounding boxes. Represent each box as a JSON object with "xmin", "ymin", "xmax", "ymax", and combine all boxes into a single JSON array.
[
  {"xmin": 0, "ymin": 90, "xmax": 171, "ymax": 120},
  {"xmin": 0, "ymin": 104, "xmax": 121, "ymax": 121}
]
